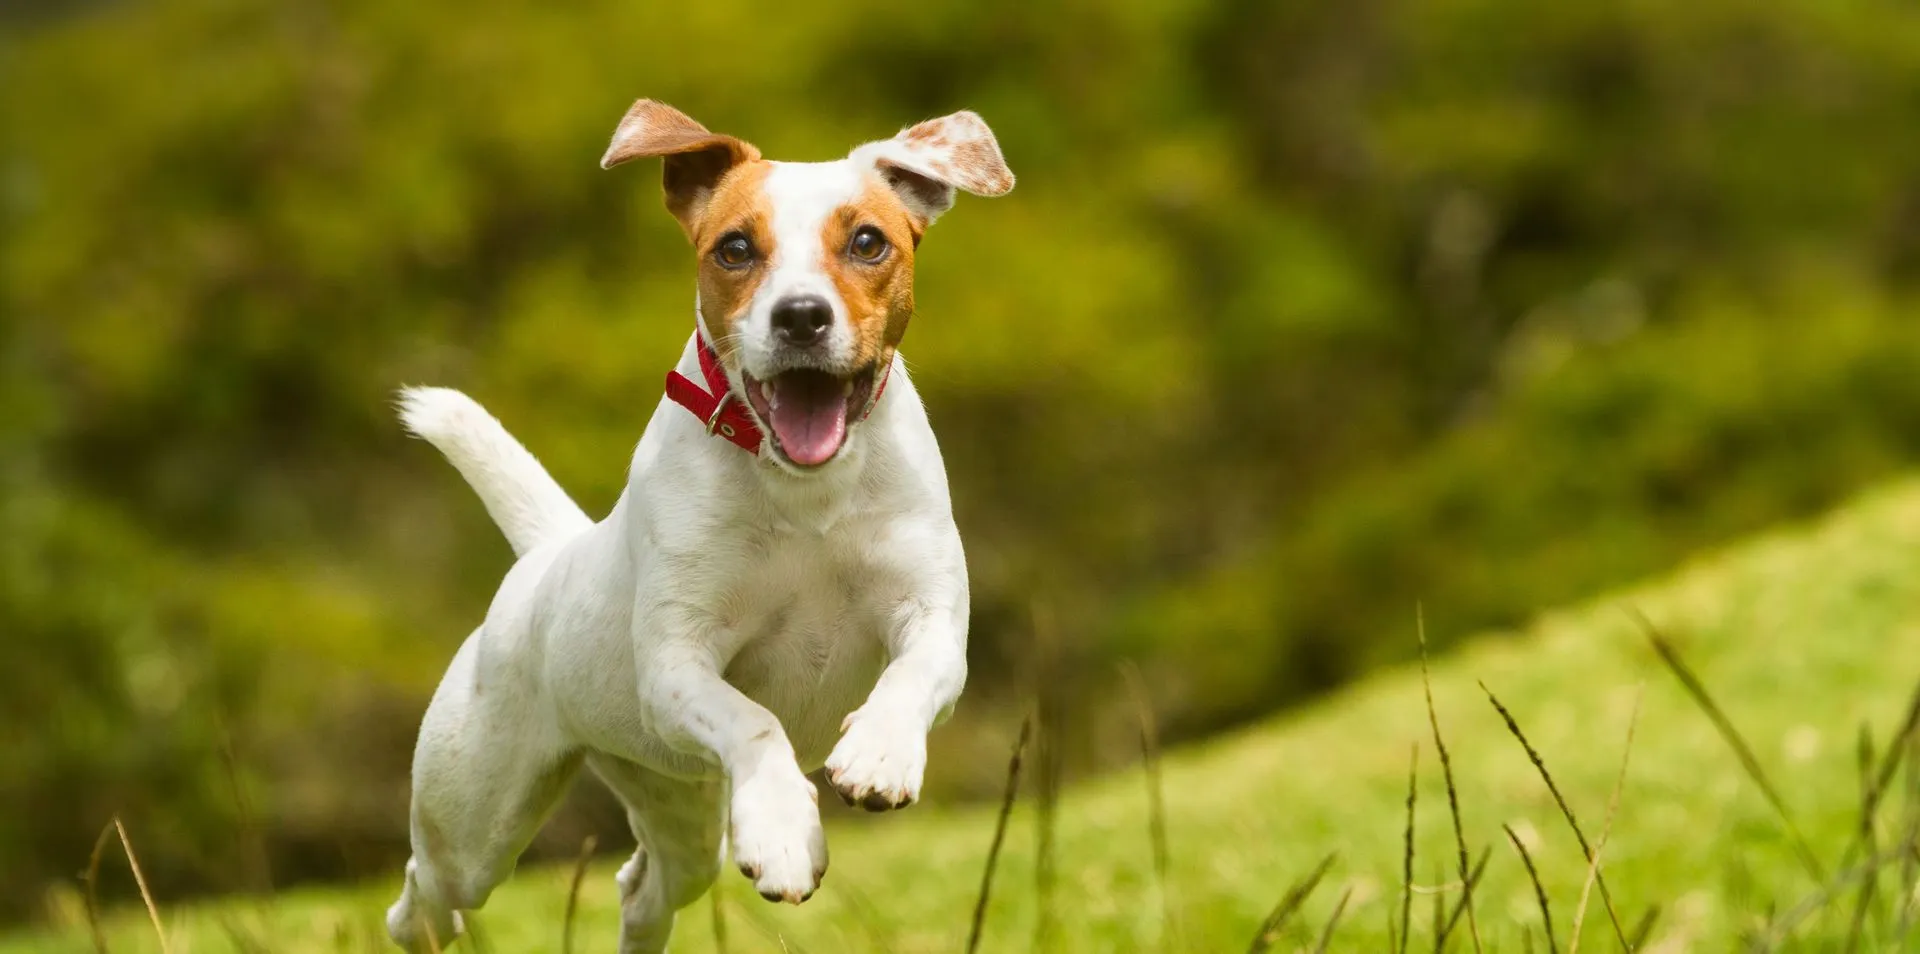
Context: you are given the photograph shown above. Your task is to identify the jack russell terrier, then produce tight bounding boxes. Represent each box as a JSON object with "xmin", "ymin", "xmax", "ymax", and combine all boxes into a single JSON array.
[{"xmin": 384, "ymin": 99, "xmax": 1013, "ymax": 952}]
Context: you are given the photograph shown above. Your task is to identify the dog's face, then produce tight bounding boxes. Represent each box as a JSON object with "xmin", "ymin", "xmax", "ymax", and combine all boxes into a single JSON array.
[{"xmin": 603, "ymin": 101, "xmax": 1014, "ymax": 470}]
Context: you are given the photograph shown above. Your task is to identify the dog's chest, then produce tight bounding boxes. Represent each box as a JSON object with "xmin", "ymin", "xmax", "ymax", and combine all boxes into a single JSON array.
[{"xmin": 714, "ymin": 525, "xmax": 899, "ymax": 766}]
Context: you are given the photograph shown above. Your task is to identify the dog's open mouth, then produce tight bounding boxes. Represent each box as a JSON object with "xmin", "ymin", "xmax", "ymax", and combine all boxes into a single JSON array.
[{"xmin": 743, "ymin": 366, "xmax": 878, "ymax": 467}]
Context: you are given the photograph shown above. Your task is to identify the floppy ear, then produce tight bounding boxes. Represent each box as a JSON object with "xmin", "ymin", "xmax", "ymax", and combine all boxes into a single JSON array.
[
  {"xmin": 850, "ymin": 111, "xmax": 1015, "ymax": 227},
  {"xmin": 601, "ymin": 99, "xmax": 761, "ymax": 233}
]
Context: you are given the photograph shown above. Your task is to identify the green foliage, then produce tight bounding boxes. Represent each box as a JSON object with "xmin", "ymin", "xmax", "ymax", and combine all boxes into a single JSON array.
[{"xmin": 6, "ymin": 0, "xmax": 1920, "ymax": 918}]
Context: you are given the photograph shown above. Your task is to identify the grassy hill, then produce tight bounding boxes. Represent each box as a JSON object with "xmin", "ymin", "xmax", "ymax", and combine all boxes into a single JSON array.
[{"xmin": 10, "ymin": 478, "xmax": 1920, "ymax": 952}]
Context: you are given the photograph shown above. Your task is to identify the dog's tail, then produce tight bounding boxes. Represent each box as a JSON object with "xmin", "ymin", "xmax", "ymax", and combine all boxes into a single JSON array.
[{"xmin": 396, "ymin": 386, "xmax": 592, "ymax": 557}]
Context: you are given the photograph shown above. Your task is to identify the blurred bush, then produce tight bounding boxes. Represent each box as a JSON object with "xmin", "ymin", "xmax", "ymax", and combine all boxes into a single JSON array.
[{"xmin": 5, "ymin": 0, "xmax": 1920, "ymax": 919}]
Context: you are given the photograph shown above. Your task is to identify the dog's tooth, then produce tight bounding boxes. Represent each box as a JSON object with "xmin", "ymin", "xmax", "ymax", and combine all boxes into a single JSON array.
[{"xmin": 840, "ymin": 379, "xmax": 853, "ymax": 398}]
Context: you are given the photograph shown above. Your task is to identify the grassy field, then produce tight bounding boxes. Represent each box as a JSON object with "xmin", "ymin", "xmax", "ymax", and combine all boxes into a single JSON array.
[{"xmin": 11, "ymin": 480, "xmax": 1920, "ymax": 952}]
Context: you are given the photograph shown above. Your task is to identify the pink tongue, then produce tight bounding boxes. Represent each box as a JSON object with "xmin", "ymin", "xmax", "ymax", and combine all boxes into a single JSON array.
[{"xmin": 769, "ymin": 373, "xmax": 848, "ymax": 467}]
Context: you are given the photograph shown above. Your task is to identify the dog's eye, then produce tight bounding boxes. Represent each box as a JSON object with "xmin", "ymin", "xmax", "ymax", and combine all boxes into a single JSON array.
[
  {"xmin": 848, "ymin": 226, "xmax": 889, "ymax": 263},
  {"xmin": 714, "ymin": 233, "xmax": 755, "ymax": 269}
]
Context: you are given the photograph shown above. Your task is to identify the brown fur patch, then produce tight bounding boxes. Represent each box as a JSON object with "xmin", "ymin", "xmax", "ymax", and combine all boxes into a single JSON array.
[
  {"xmin": 894, "ymin": 112, "xmax": 1014, "ymax": 196},
  {"xmin": 690, "ymin": 162, "xmax": 776, "ymax": 360},
  {"xmin": 601, "ymin": 100, "xmax": 761, "ymax": 232},
  {"xmin": 821, "ymin": 177, "xmax": 920, "ymax": 372}
]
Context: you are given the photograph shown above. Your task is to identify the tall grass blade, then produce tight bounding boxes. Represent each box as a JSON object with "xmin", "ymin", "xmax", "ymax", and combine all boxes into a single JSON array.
[
  {"xmin": 1846, "ymin": 724, "xmax": 1878, "ymax": 954},
  {"xmin": 1899, "ymin": 722, "xmax": 1920, "ymax": 940},
  {"xmin": 1757, "ymin": 822, "xmax": 1920, "ymax": 948},
  {"xmin": 1836, "ymin": 675, "xmax": 1920, "ymax": 881},
  {"xmin": 1636, "ymin": 610, "xmax": 1826, "ymax": 881},
  {"xmin": 1505, "ymin": 823, "xmax": 1558, "ymax": 954},
  {"xmin": 1400, "ymin": 743, "xmax": 1419, "ymax": 954},
  {"xmin": 1419, "ymin": 606, "xmax": 1483, "ymax": 954},
  {"xmin": 967, "ymin": 716, "xmax": 1032, "ymax": 954},
  {"xmin": 1626, "ymin": 906, "xmax": 1661, "ymax": 950},
  {"xmin": 1481, "ymin": 682, "xmax": 1628, "ymax": 947},
  {"xmin": 1311, "ymin": 886, "xmax": 1355, "ymax": 954},
  {"xmin": 1436, "ymin": 846, "xmax": 1492, "ymax": 949},
  {"xmin": 1247, "ymin": 852, "xmax": 1335, "ymax": 954}
]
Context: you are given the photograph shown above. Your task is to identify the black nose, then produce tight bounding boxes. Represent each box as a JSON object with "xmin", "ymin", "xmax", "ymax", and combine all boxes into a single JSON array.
[{"xmin": 771, "ymin": 295, "xmax": 833, "ymax": 346}]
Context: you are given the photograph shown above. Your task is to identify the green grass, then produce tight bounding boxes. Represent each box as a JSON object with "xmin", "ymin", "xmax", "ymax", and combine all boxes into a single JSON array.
[{"xmin": 12, "ymin": 479, "xmax": 1920, "ymax": 952}]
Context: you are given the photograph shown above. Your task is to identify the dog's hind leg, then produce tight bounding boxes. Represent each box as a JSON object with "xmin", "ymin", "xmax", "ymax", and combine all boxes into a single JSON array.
[
  {"xmin": 387, "ymin": 635, "xmax": 581, "ymax": 951},
  {"xmin": 590, "ymin": 756, "xmax": 726, "ymax": 954}
]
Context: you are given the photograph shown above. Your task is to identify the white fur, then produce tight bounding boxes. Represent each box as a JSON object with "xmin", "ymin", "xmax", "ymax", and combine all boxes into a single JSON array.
[
  {"xmin": 386, "ymin": 300, "xmax": 969, "ymax": 950},
  {"xmin": 730, "ymin": 161, "xmax": 870, "ymax": 378},
  {"xmin": 396, "ymin": 387, "xmax": 592, "ymax": 556}
]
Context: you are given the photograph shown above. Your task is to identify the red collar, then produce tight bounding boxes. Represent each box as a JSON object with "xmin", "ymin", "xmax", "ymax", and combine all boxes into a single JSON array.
[
  {"xmin": 664, "ymin": 333, "xmax": 893, "ymax": 456},
  {"xmin": 665, "ymin": 333, "xmax": 765, "ymax": 454}
]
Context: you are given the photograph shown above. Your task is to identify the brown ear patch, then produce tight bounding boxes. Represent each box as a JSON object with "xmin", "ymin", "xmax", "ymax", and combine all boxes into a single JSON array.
[
  {"xmin": 895, "ymin": 113, "xmax": 1015, "ymax": 196},
  {"xmin": 601, "ymin": 99, "xmax": 762, "ymax": 234},
  {"xmin": 849, "ymin": 110, "xmax": 1015, "ymax": 227}
]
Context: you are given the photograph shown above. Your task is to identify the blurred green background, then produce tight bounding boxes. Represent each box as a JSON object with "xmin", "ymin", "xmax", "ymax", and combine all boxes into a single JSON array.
[{"xmin": 7, "ymin": 0, "xmax": 1920, "ymax": 926}]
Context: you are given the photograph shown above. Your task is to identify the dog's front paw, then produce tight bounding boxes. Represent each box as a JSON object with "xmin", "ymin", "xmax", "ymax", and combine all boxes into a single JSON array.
[
  {"xmin": 729, "ymin": 758, "xmax": 827, "ymax": 904},
  {"xmin": 824, "ymin": 707, "xmax": 927, "ymax": 812}
]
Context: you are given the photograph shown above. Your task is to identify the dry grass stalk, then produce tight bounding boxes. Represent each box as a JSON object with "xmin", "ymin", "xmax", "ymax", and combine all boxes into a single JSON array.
[
  {"xmin": 417, "ymin": 912, "xmax": 444, "ymax": 954},
  {"xmin": 562, "ymin": 834, "xmax": 598, "ymax": 954},
  {"xmin": 108, "ymin": 818, "xmax": 169, "ymax": 954},
  {"xmin": 1568, "ymin": 685, "xmax": 1641, "ymax": 954}
]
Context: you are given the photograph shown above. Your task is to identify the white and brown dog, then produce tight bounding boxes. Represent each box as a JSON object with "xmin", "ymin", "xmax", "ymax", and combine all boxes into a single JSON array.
[{"xmin": 383, "ymin": 100, "xmax": 1012, "ymax": 952}]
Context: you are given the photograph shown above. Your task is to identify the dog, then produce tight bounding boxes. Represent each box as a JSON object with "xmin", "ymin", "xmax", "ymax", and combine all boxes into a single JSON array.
[{"xmin": 383, "ymin": 99, "xmax": 1013, "ymax": 953}]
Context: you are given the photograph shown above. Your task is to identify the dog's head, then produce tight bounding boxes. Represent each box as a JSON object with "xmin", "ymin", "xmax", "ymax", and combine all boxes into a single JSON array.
[{"xmin": 602, "ymin": 100, "xmax": 1014, "ymax": 471}]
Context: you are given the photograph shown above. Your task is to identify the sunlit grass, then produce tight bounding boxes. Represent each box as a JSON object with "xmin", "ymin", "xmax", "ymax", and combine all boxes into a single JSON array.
[{"xmin": 11, "ymin": 479, "xmax": 1920, "ymax": 951}]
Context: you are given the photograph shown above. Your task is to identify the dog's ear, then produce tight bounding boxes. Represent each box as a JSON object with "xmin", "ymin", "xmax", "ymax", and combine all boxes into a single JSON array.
[
  {"xmin": 850, "ymin": 111, "xmax": 1015, "ymax": 228},
  {"xmin": 602, "ymin": 100, "xmax": 761, "ymax": 233}
]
